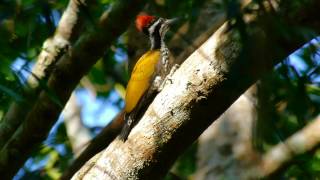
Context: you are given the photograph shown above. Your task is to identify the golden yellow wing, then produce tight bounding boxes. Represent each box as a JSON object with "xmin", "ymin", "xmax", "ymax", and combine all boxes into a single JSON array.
[{"xmin": 125, "ymin": 50, "xmax": 160, "ymax": 113}]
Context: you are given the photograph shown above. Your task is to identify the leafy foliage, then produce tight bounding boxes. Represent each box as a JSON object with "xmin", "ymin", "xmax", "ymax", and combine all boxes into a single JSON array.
[{"xmin": 255, "ymin": 42, "xmax": 320, "ymax": 178}]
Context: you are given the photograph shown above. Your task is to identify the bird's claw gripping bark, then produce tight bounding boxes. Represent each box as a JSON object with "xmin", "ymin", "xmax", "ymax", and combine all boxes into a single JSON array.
[{"xmin": 158, "ymin": 64, "xmax": 180, "ymax": 91}]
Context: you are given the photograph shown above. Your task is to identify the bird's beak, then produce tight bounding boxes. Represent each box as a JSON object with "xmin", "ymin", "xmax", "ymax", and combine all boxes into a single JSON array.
[{"xmin": 165, "ymin": 17, "xmax": 180, "ymax": 26}]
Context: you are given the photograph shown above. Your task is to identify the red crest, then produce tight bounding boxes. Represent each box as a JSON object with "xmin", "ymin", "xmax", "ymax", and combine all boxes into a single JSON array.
[{"xmin": 135, "ymin": 14, "xmax": 156, "ymax": 32}]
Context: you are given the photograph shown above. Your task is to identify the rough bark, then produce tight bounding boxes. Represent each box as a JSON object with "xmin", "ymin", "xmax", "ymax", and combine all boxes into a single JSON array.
[
  {"xmin": 73, "ymin": 1, "xmax": 320, "ymax": 178},
  {"xmin": 0, "ymin": 0, "xmax": 147, "ymax": 178},
  {"xmin": 0, "ymin": 0, "xmax": 88, "ymax": 148}
]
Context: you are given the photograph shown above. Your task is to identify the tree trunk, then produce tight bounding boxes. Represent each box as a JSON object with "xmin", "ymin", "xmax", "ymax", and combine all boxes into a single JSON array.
[
  {"xmin": 63, "ymin": 93, "xmax": 91, "ymax": 156},
  {"xmin": 194, "ymin": 86, "xmax": 260, "ymax": 179}
]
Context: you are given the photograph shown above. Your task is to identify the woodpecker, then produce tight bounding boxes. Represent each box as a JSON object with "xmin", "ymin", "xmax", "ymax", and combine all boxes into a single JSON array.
[{"xmin": 119, "ymin": 14, "xmax": 178, "ymax": 141}]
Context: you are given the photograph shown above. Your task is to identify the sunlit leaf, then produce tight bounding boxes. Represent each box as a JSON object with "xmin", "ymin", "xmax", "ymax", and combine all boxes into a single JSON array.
[{"xmin": 114, "ymin": 83, "xmax": 125, "ymax": 100}]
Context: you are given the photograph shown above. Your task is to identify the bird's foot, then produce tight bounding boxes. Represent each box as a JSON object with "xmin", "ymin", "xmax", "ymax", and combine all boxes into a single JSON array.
[{"xmin": 158, "ymin": 64, "xmax": 180, "ymax": 91}]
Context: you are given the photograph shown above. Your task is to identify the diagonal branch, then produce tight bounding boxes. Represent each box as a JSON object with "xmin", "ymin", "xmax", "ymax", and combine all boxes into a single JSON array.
[
  {"xmin": 257, "ymin": 116, "xmax": 320, "ymax": 177},
  {"xmin": 0, "ymin": 0, "xmax": 89, "ymax": 148},
  {"xmin": 0, "ymin": 0, "xmax": 147, "ymax": 178},
  {"xmin": 73, "ymin": 1, "xmax": 320, "ymax": 178}
]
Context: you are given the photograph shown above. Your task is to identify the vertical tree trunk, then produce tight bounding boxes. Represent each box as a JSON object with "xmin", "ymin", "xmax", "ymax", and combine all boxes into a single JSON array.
[
  {"xmin": 63, "ymin": 93, "xmax": 91, "ymax": 156},
  {"xmin": 194, "ymin": 86, "xmax": 260, "ymax": 179}
]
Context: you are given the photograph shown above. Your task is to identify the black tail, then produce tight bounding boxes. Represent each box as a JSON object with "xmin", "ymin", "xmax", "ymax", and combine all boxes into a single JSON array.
[
  {"xmin": 119, "ymin": 115, "xmax": 133, "ymax": 141},
  {"xmin": 119, "ymin": 89, "xmax": 157, "ymax": 141}
]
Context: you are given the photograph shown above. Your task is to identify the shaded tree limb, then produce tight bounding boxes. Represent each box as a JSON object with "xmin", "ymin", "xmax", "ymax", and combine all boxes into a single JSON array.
[
  {"xmin": 0, "ymin": 0, "xmax": 147, "ymax": 178},
  {"xmin": 256, "ymin": 116, "xmax": 320, "ymax": 178},
  {"xmin": 0, "ymin": 0, "xmax": 88, "ymax": 148},
  {"xmin": 73, "ymin": 0, "xmax": 320, "ymax": 178}
]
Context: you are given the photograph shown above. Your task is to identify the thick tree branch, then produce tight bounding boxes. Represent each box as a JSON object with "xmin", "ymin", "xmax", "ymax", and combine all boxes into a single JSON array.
[
  {"xmin": 0, "ymin": 0, "xmax": 147, "ymax": 178},
  {"xmin": 73, "ymin": 1, "xmax": 320, "ymax": 178},
  {"xmin": 0, "ymin": 0, "xmax": 88, "ymax": 148}
]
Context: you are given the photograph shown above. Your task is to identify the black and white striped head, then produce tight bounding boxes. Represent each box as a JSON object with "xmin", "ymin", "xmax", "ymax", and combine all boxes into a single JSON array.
[
  {"xmin": 136, "ymin": 14, "xmax": 177, "ymax": 37},
  {"xmin": 136, "ymin": 14, "xmax": 177, "ymax": 49}
]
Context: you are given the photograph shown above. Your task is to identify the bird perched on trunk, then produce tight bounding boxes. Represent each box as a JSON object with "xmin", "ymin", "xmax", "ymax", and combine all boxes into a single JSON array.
[{"xmin": 119, "ymin": 14, "xmax": 179, "ymax": 141}]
